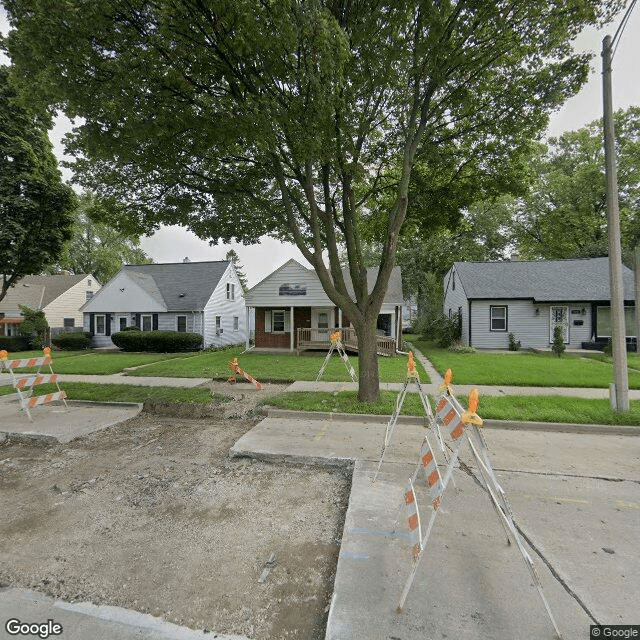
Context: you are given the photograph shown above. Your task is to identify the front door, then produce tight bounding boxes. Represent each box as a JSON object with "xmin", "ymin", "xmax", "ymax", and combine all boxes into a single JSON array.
[
  {"xmin": 311, "ymin": 308, "xmax": 332, "ymax": 342},
  {"xmin": 550, "ymin": 306, "xmax": 569, "ymax": 343}
]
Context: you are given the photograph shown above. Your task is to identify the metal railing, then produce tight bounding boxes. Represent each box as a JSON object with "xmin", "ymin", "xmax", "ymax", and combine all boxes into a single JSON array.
[{"xmin": 296, "ymin": 327, "xmax": 396, "ymax": 356}]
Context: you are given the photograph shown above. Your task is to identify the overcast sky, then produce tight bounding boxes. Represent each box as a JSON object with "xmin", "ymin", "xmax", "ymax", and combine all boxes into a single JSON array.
[{"xmin": 2, "ymin": 5, "xmax": 639, "ymax": 286}]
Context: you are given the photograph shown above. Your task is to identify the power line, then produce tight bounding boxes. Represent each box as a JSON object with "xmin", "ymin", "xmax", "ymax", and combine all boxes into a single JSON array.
[{"xmin": 611, "ymin": 0, "xmax": 637, "ymax": 60}]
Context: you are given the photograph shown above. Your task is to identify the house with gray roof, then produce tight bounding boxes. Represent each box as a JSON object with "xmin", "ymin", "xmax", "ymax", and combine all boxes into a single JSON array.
[
  {"xmin": 0, "ymin": 273, "xmax": 99, "ymax": 337},
  {"xmin": 443, "ymin": 257, "xmax": 637, "ymax": 350},
  {"xmin": 81, "ymin": 261, "xmax": 246, "ymax": 348},
  {"xmin": 245, "ymin": 258, "xmax": 403, "ymax": 353}
]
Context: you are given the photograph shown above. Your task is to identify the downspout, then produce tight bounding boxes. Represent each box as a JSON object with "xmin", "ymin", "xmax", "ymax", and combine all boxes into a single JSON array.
[{"xmin": 468, "ymin": 300, "xmax": 472, "ymax": 347}]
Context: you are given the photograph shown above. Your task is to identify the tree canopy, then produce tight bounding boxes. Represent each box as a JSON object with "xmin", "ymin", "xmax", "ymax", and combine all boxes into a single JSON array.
[
  {"xmin": 2, "ymin": 0, "xmax": 622, "ymax": 400},
  {"xmin": 48, "ymin": 192, "xmax": 152, "ymax": 284},
  {"xmin": 0, "ymin": 65, "xmax": 76, "ymax": 302}
]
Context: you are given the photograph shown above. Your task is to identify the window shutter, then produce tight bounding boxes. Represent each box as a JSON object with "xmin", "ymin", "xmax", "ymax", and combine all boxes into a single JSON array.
[
  {"xmin": 153, "ymin": 314, "xmax": 159, "ymax": 330},
  {"xmin": 89, "ymin": 313, "xmax": 95, "ymax": 334},
  {"xmin": 105, "ymin": 314, "xmax": 111, "ymax": 336},
  {"xmin": 135, "ymin": 313, "xmax": 140, "ymax": 328},
  {"xmin": 265, "ymin": 310, "xmax": 271, "ymax": 332}
]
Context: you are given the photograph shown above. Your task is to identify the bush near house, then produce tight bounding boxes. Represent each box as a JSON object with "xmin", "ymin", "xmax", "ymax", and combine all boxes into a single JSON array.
[
  {"xmin": 111, "ymin": 330, "xmax": 203, "ymax": 352},
  {"xmin": 51, "ymin": 332, "xmax": 92, "ymax": 350},
  {"xmin": 0, "ymin": 336, "xmax": 30, "ymax": 352}
]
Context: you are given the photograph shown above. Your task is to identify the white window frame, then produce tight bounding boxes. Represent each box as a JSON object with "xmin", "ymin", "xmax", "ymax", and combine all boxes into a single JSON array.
[
  {"xmin": 86, "ymin": 291, "xmax": 94, "ymax": 301},
  {"xmin": 141, "ymin": 314, "xmax": 153, "ymax": 332},
  {"xmin": 226, "ymin": 283, "xmax": 235, "ymax": 300},
  {"xmin": 176, "ymin": 315, "xmax": 187, "ymax": 332},
  {"xmin": 490, "ymin": 306, "xmax": 507, "ymax": 332},
  {"xmin": 233, "ymin": 316, "xmax": 239, "ymax": 331},
  {"xmin": 63, "ymin": 317, "xmax": 75, "ymax": 329},
  {"xmin": 118, "ymin": 316, "xmax": 127, "ymax": 331},
  {"xmin": 272, "ymin": 309, "xmax": 286, "ymax": 333},
  {"xmin": 95, "ymin": 314, "xmax": 106, "ymax": 335}
]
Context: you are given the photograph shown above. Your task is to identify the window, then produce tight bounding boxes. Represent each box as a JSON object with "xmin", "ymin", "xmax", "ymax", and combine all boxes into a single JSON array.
[
  {"xmin": 272, "ymin": 310, "xmax": 285, "ymax": 332},
  {"xmin": 233, "ymin": 316, "xmax": 239, "ymax": 331},
  {"xmin": 597, "ymin": 306, "xmax": 637, "ymax": 338},
  {"xmin": 216, "ymin": 316, "xmax": 222, "ymax": 335},
  {"xmin": 87, "ymin": 279, "xmax": 92, "ymax": 287},
  {"xmin": 317, "ymin": 312, "xmax": 329, "ymax": 329},
  {"xmin": 177, "ymin": 315, "xmax": 187, "ymax": 332},
  {"xmin": 141, "ymin": 314, "xmax": 152, "ymax": 332},
  {"xmin": 63, "ymin": 318, "xmax": 75, "ymax": 329},
  {"xmin": 86, "ymin": 291, "xmax": 94, "ymax": 301},
  {"xmin": 490, "ymin": 306, "xmax": 507, "ymax": 332},
  {"xmin": 95, "ymin": 314, "xmax": 106, "ymax": 335},
  {"xmin": 119, "ymin": 317, "xmax": 127, "ymax": 331},
  {"xmin": 226, "ymin": 283, "xmax": 235, "ymax": 300}
]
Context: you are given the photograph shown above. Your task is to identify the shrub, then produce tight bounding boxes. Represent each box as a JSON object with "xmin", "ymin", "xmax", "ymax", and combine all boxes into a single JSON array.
[
  {"xmin": 120, "ymin": 326, "xmax": 141, "ymax": 332},
  {"xmin": 551, "ymin": 325, "xmax": 566, "ymax": 357},
  {"xmin": 419, "ymin": 311, "xmax": 461, "ymax": 348},
  {"xmin": 0, "ymin": 336, "xmax": 30, "ymax": 352},
  {"xmin": 448, "ymin": 343, "xmax": 476, "ymax": 354},
  {"xmin": 111, "ymin": 330, "xmax": 203, "ymax": 352},
  {"xmin": 52, "ymin": 332, "xmax": 92, "ymax": 350},
  {"xmin": 508, "ymin": 333, "xmax": 521, "ymax": 351},
  {"xmin": 18, "ymin": 305, "xmax": 49, "ymax": 349},
  {"xmin": 603, "ymin": 338, "xmax": 613, "ymax": 356}
]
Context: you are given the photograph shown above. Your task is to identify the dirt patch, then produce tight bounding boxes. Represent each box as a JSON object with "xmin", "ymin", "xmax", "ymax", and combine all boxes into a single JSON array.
[{"xmin": 0, "ymin": 406, "xmax": 351, "ymax": 639}]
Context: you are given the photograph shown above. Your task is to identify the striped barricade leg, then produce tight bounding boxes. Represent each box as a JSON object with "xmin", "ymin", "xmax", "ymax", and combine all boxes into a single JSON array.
[
  {"xmin": 337, "ymin": 345, "xmax": 357, "ymax": 382},
  {"xmin": 315, "ymin": 345, "xmax": 335, "ymax": 381}
]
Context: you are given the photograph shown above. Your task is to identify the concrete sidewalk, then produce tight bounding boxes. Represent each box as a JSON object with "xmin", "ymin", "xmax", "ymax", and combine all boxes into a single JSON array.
[
  {"xmin": 0, "ymin": 373, "xmax": 211, "ymax": 388},
  {"xmin": 231, "ymin": 414, "xmax": 640, "ymax": 639}
]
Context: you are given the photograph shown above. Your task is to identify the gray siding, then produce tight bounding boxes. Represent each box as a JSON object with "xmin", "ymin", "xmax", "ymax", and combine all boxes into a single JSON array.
[
  {"xmin": 443, "ymin": 266, "xmax": 470, "ymax": 345},
  {"xmin": 203, "ymin": 263, "xmax": 247, "ymax": 348},
  {"xmin": 469, "ymin": 300, "xmax": 592, "ymax": 349}
]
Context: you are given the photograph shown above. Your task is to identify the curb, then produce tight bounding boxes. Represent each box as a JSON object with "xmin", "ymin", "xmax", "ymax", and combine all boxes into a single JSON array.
[{"xmin": 266, "ymin": 408, "xmax": 640, "ymax": 437}]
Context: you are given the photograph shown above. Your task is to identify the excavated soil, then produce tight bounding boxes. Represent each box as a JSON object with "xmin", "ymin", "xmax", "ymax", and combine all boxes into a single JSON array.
[{"xmin": 0, "ymin": 392, "xmax": 351, "ymax": 639}]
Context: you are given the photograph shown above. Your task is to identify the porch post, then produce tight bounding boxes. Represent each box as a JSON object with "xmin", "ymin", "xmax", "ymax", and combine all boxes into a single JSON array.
[
  {"xmin": 290, "ymin": 306, "xmax": 294, "ymax": 352},
  {"xmin": 246, "ymin": 306, "xmax": 250, "ymax": 351},
  {"xmin": 338, "ymin": 307, "xmax": 342, "ymax": 329}
]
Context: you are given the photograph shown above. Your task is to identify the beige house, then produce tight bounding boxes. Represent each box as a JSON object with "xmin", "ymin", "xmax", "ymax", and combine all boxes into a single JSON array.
[{"xmin": 0, "ymin": 274, "xmax": 100, "ymax": 336}]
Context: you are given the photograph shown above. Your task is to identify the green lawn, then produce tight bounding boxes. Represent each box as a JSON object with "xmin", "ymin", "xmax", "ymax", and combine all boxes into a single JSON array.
[
  {"xmin": 0, "ymin": 382, "xmax": 225, "ymax": 404},
  {"xmin": 262, "ymin": 390, "xmax": 640, "ymax": 426},
  {"xmin": 127, "ymin": 347, "xmax": 430, "ymax": 383},
  {"xmin": 4, "ymin": 351, "xmax": 194, "ymax": 375},
  {"xmin": 409, "ymin": 339, "xmax": 640, "ymax": 389}
]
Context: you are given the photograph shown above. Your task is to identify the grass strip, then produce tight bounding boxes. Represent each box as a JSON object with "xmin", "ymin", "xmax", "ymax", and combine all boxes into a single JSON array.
[
  {"xmin": 0, "ymin": 382, "xmax": 225, "ymax": 405},
  {"xmin": 262, "ymin": 390, "xmax": 640, "ymax": 426},
  {"xmin": 410, "ymin": 339, "xmax": 640, "ymax": 389},
  {"xmin": 129, "ymin": 346, "xmax": 429, "ymax": 383}
]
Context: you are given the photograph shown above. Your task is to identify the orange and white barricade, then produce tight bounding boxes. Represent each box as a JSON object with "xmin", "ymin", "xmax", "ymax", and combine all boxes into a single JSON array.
[
  {"xmin": 392, "ymin": 372, "xmax": 562, "ymax": 639},
  {"xmin": 228, "ymin": 357, "xmax": 263, "ymax": 390},
  {"xmin": 315, "ymin": 330, "xmax": 357, "ymax": 383},
  {"xmin": 0, "ymin": 348, "xmax": 68, "ymax": 422}
]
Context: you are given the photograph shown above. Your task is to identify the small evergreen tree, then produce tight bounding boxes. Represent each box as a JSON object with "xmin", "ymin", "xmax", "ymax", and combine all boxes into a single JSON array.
[
  {"xmin": 551, "ymin": 325, "xmax": 566, "ymax": 357},
  {"xmin": 18, "ymin": 305, "xmax": 49, "ymax": 349},
  {"xmin": 225, "ymin": 249, "xmax": 248, "ymax": 293}
]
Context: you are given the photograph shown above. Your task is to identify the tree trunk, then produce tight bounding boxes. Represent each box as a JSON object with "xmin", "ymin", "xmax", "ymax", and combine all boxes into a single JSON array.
[{"xmin": 354, "ymin": 319, "xmax": 380, "ymax": 403}]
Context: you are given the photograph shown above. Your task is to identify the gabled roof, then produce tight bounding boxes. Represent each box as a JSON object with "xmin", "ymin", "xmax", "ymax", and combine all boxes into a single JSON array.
[
  {"xmin": 119, "ymin": 261, "xmax": 231, "ymax": 310},
  {"xmin": 0, "ymin": 274, "xmax": 88, "ymax": 312},
  {"xmin": 451, "ymin": 257, "xmax": 635, "ymax": 302}
]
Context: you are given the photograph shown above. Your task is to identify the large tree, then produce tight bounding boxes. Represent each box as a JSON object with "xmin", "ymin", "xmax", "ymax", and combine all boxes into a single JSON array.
[
  {"xmin": 0, "ymin": 65, "xmax": 76, "ymax": 302},
  {"xmin": 48, "ymin": 192, "xmax": 152, "ymax": 284},
  {"xmin": 3, "ymin": 1, "xmax": 621, "ymax": 400},
  {"xmin": 510, "ymin": 107, "xmax": 640, "ymax": 262}
]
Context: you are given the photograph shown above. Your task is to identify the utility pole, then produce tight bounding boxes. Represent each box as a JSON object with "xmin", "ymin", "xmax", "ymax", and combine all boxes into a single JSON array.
[
  {"xmin": 635, "ymin": 245, "xmax": 640, "ymax": 353},
  {"xmin": 602, "ymin": 34, "xmax": 629, "ymax": 411}
]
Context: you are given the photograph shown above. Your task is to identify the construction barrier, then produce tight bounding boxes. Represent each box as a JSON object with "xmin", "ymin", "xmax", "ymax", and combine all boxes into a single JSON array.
[
  {"xmin": 385, "ymin": 366, "xmax": 562, "ymax": 639},
  {"xmin": 0, "ymin": 348, "xmax": 68, "ymax": 422},
  {"xmin": 315, "ymin": 330, "xmax": 357, "ymax": 383},
  {"xmin": 228, "ymin": 357, "xmax": 263, "ymax": 390}
]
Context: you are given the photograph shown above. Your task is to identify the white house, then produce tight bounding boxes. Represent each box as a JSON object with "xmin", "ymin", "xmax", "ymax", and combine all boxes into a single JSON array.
[
  {"xmin": 0, "ymin": 273, "xmax": 99, "ymax": 336},
  {"xmin": 443, "ymin": 257, "xmax": 637, "ymax": 350},
  {"xmin": 81, "ymin": 261, "xmax": 247, "ymax": 348},
  {"xmin": 245, "ymin": 259, "xmax": 403, "ymax": 353}
]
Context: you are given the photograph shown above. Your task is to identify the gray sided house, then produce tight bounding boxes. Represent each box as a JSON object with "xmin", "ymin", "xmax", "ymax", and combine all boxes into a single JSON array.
[
  {"xmin": 443, "ymin": 257, "xmax": 637, "ymax": 350},
  {"xmin": 81, "ymin": 261, "xmax": 247, "ymax": 348}
]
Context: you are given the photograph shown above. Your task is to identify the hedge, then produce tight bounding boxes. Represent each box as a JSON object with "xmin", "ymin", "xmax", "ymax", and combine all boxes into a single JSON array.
[
  {"xmin": 51, "ymin": 332, "xmax": 92, "ymax": 350},
  {"xmin": 111, "ymin": 330, "xmax": 203, "ymax": 352},
  {"xmin": 0, "ymin": 336, "xmax": 30, "ymax": 352}
]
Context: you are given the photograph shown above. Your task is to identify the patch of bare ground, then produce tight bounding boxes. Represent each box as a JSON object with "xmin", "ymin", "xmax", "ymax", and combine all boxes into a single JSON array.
[{"xmin": 0, "ymin": 404, "xmax": 351, "ymax": 639}]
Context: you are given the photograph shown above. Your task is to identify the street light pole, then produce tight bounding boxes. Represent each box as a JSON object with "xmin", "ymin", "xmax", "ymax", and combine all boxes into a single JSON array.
[{"xmin": 602, "ymin": 34, "xmax": 629, "ymax": 412}]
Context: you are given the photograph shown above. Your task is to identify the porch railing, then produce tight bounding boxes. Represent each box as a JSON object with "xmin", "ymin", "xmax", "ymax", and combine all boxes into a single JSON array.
[{"xmin": 296, "ymin": 327, "xmax": 396, "ymax": 356}]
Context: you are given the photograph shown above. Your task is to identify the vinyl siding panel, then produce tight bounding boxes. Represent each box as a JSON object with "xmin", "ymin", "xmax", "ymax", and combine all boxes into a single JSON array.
[
  {"xmin": 82, "ymin": 272, "xmax": 166, "ymax": 313},
  {"xmin": 469, "ymin": 300, "xmax": 592, "ymax": 349},
  {"xmin": 443, "ymin": 267, "xmax": 470, "ymax": 345},
  {"xmin": 42, "ymin": 276, "xmax": 100, "ymax": 329},
  {"xmin": 245, "ymin": 260, "xmax": 333, "ymax": 307},
  {"xmin": 203, "ymin": 264, "xmax": 247, "ymax": 348}
]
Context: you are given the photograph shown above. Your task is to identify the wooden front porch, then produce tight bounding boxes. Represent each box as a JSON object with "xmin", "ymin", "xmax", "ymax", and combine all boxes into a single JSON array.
[{"xmin": 296, "ymin": 327, "xmax": 396, "ymax": 356}]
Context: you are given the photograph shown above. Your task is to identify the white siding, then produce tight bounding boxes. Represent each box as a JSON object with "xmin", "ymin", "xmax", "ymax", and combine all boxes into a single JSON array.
[
  {"xmin": 245, "ymin": 259, "xmax": 333, "ymax": 307},
  {"xmin": 443, "ymin": 266, "xmax": 470, "ymax": 345},
  {"xmin": 81, "ymin": 271, "xmax": 166, "ymax": 313},
  {"xmin": 43, "ymin": 276, "xmax": 100, "ymax": 329},
  {"xmin": 203, "ymin": 263, "xmax": 248, "ymax": 348},
  {"xmin": 469, "ymin": 300, "xmax": 592, "ymax": 349}
]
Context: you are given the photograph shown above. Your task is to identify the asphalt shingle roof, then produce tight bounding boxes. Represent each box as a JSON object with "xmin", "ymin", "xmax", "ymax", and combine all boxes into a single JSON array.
[
  {"xmin": 121, "ymin": 261, "xmax": 230, "ymax": 310},
  {"xmin": 453, "ymin": 257, "xmax": 635, "ymax": 302},
  {"xmin": 341, "ymin": 265, "xmax": 404, "ymax": 304},
  {"xmin": 0, "ymin": 274, "xmax": 87, "ymax": 311}
]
